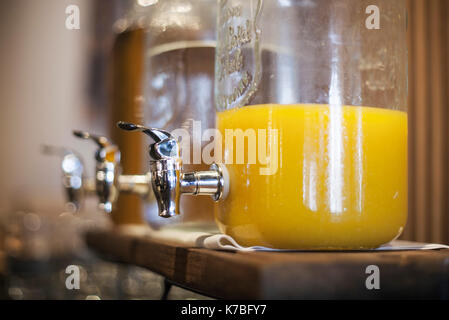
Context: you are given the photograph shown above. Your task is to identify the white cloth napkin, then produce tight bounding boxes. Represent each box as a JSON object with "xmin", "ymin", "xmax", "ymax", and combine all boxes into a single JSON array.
[{"xmin": 144, "ymin": 225, "xmax": 449, "ymax": 252}]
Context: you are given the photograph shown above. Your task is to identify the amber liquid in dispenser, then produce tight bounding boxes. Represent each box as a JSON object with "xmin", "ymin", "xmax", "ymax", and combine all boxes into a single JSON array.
[
  {"xmin": 145, "ymin": 42, "xmax": 217, "ymax": 227},
  {"xmin": 109, "ymin": 28, "xmax": 146, "ymax": 225}
]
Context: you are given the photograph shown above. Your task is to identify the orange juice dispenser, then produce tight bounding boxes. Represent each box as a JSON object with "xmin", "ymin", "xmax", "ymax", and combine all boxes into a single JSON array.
[{"xmin": 119, "ymin": 0, "xmax": 408, "ymax": 249}]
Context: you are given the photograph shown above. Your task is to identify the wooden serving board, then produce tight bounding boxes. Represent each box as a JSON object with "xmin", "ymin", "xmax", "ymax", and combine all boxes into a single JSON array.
[
  {"xmin": 0, "ymin": 251, "xmax": 5, "ymax": 276},
  {"xmin": 85, "ymin": 228, "xmax": 449, "ymax": 299}
]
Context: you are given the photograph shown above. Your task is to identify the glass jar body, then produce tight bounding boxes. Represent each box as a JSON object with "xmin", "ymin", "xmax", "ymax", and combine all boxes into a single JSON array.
[
  {"xmin": 215, "ymin": 0, "xmax": 408, "ymax": 249},
  {"xmin": 143, "ymin": 0, "xmax": 218, "ymax": 229}
]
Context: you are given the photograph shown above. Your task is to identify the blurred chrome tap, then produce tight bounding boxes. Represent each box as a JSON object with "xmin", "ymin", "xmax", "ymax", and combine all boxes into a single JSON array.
[
  {"xmin": 117, "ymin": 122, "xmax": 228, "ymax": 218},
  {"xmin": 41, "ymin": 145, "xmax": 95, "ymax": 212},
  {"xmin": 73, "ymin": 131, "xmax": 152, "ymax": 213}
]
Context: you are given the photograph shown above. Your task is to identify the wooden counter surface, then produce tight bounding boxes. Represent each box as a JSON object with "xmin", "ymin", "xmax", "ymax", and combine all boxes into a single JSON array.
[
  {"xmin": 0, "ymin": 251, "xmax": 5, "ymax": 276},
  {"xmin": 85, "ymin": 228, "xmax": 449, "ymax": 299}
]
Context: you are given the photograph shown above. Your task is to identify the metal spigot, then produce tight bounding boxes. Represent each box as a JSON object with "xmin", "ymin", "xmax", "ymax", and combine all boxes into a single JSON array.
[
  {"xmin": 73, "ymin": 131, "xmax": 120, "ymax": 213},
  {"xmin": 41, "ymin": 145, "xmax": 95, "ymax": 212},
  {"xmin": 117, "ymin": 122, "xmax": 228, "ymax": 218},
  {"xmin": 73, "ymin": 131, "xmax": 152, "ymax": 213}
]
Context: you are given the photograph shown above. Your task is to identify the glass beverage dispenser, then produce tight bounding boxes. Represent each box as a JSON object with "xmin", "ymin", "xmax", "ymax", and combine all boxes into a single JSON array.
[
  {"xmin": 119, "ymin": 0, "xmax": 407, "ymax": 250},
  {"xmin": 214, "ymin": 0, "xmax": 408, "ymax": 249},
  {"xmin": 109, "ymin": 0, "xmax": 217, "ymax": 228},
  {"xmin": 142, "ymin": 0, "xmax": 217, "ymax": 228}
]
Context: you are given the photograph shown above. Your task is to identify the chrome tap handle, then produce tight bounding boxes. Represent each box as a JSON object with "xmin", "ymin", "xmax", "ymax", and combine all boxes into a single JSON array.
[
  {"xmin": 117, "ymin": 122, "xmax": 181, "ymax": 217},
  {"xmin": 72, "ymin": 131, "xmax": 109, "ymax": 147},
  {"xmin": 116, "ymin": 122, "xmax": 171, "ymax": 144},
  {"xmin": 42, "ymin": 145, "xmax": 75, "ymax": 158},
  {"xmin": 41, "ymin": 145, "xmax": 86, "ymax": 212},
  {"xmin": 117, "ymin": 122, "xmax": 179, "ymax": 160},
  {"xmin": 73, "ymin": 130, "xmax": 119, "ymax": 162},
  {"xmin": 73, "ymin": 131, "xmax": 121, "ymax": 213},
  {"xmin": 117, "ymin": 121, "xmax": 227, "ymax": 219}
]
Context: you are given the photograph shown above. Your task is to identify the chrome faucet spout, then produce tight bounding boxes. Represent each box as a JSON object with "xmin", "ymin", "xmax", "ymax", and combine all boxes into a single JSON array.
[
  {"xmin": 42, "ymin": 144, "xmax": 86, "ymax": 211},
  {"xmin": 117, "ymin": 121, "xmax": 228, "ymax": 218},
  {"xmin": 73, "ymin": 131, "xmax": 121, "ymax": 213}
]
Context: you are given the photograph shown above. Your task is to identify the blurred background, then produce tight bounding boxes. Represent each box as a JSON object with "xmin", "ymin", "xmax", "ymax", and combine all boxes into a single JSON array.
[
  {"xmin": 0, "ymin": 0, "xmax": 211, "ymax": 300},
  {"xmin": 0, "ymin": 0, "xmax": 107, "ymax": 215},
  {"xmin": 0, "ymin": 0, "xmax": 448, "ymax": 299},
  {"xmin": 406, "ymin": 0, "xmax": 449, "ymax": 245}
]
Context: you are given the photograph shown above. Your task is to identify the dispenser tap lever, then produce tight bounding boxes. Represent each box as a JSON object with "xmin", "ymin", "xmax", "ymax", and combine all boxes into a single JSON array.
[
  {"xmin": 117, "ymin": 122, "xmax": 179, "ymax": 160},
  {"xmin": 73, "ymin": 130, "xmax": 121, "ymax": 213},
  {"xmin": 117, "ymin": 121, "xmax": 228, "ymax": 219}
]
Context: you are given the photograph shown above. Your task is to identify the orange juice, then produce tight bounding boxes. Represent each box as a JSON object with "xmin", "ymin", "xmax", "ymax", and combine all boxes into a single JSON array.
[{"xmin": 215, "ymin": 104, "xmax": 407, "ymax": 249}]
